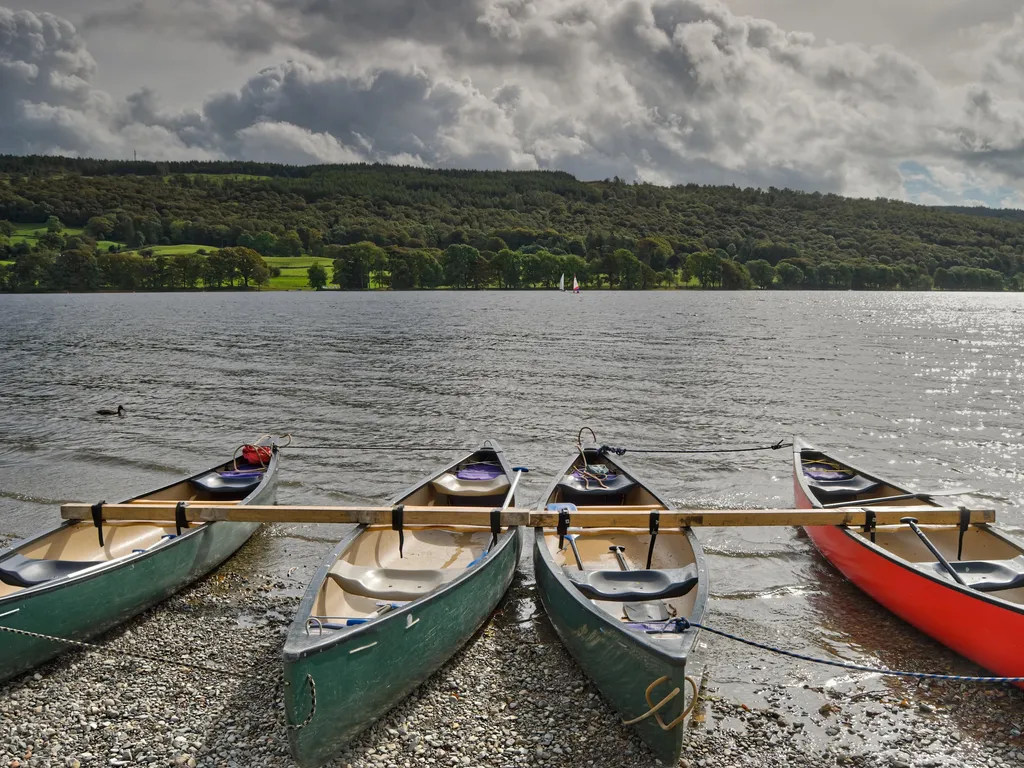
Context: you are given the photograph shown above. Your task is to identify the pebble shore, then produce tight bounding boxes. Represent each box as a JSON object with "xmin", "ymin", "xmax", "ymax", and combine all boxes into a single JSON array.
[{"xmin": 2, "ymin": 536, "xmax": 1022, "ymax": 768}]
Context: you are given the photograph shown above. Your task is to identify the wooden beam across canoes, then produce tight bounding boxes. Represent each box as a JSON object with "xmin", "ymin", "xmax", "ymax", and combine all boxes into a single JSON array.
[{"xmin": 60, "ymin": 502, "xmax": 995, "ymax": 528}]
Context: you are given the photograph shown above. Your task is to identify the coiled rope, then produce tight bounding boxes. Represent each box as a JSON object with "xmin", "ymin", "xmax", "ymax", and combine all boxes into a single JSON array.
[{"xmin": 641, "ymin": 617, "xmax": 1024, "ymax": 683}]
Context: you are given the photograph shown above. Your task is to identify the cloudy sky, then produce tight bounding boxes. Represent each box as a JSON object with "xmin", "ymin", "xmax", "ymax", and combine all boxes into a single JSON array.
[{"xmin": 3, "ymin": 1, "xmax": 1024, "ymax": 206}]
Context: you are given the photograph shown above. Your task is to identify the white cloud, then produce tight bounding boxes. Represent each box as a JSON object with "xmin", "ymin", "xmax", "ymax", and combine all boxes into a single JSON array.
[{"xmin": 3, "ymin": 1, "xmax": 1024, "ymax": 206}]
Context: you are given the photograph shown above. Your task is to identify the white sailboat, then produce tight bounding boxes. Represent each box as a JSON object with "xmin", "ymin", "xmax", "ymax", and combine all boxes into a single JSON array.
[
  {"xmin": 572, "ymin": 275, "xmax": 580, "ymax": 294},
  {"xmin": 559, "ymin": 273, "xmax": 565, "ymax": 292}
]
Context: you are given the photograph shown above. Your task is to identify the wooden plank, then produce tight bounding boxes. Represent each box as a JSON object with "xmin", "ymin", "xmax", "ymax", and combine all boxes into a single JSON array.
[
  {"xmin": 533, "ymin": 507, "xmax": 995, "ymax": 528},
  {"xmin": 61, "ymin": 503, "xmax": 995, "ymax": 528}
]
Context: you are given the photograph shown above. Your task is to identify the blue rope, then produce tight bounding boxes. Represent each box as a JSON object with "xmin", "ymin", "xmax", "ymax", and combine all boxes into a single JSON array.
[{"xmin": 636, "ymin": 618, "xmax": 1024, "ymax": 684}]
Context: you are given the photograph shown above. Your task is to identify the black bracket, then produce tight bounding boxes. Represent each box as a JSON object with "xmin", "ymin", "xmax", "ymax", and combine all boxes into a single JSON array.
[
  {"xmin": 646, "ymin": 511, "xmax": 660, "ymax": 569},
  {"xmin": 392, "ymin": 504, "xmax": 405, "ymax": 558},
  {"xmin": 557, "ymin": 508, "xmax": 570, "ymax": 550},
  {"xmin": 862, "ymin": 508, "xmax": 876, "ymax": 544},
  {"xmin": 957, "ymin": 506, "xmax": 970, "ymax": 560},
  {"xmin": 175, "ymin": 501, "xmax": 188, "ymax": 537},
  {"xmin": 91, "ymin": 501, "xmax": 105, "ymax": 547},
  {"xmin": 490, "ymin": 508, "xmax": 501, "ymax": 550}
]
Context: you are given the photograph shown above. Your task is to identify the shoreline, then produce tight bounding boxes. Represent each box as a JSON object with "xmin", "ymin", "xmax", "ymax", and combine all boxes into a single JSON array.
[{"xmin": 2, "ymin": 530, "xmax": 1022, "ymax": 768}]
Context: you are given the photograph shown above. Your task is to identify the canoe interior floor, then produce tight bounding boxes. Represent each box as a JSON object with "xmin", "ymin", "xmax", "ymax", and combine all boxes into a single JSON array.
[
  {"xmin": 544, "ymin": 529, "xmax": 699, "ymax": 626},
  {"xmin": 313, "ymin": 526, "xmax": 495, "ymax": 620}
]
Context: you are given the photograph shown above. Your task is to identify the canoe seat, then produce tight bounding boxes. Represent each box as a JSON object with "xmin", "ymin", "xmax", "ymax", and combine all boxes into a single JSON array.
[
  {"xmin": 929, "ymin": 558, "xmax": 1024, "ymax": 592},
  {"xmin": 328, "ymin": 560, "xmax": 461, "ymax": 601},
  {"xmin": 564, "ymin": 565, "xmax": 698, "ymax": 602},
  {"xmin": 805, "ymin": 474, "xmax": 880, "ymax": 498},
  {"xmin": 431, "ymin": 472, "xmax": 510, "ymax": 497},
  {"xmin": 0, "ymin": 554, "xmax": 102, "ymax": 588},
  {"xmin": 189, "ymin": 470, "xmax": 263, "ymax": 497}
]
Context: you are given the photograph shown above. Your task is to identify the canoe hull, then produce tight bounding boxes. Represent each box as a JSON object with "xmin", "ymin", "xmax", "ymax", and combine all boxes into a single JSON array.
[
  {"xmin": 0, "ymin": 463, "xmax": 275, "ymax": 683},
  {"xmin": 794, "ymin": 460, "xmax": 1024, "ymax": 680},
  {"xmin": 533, "ymin": 533, "xmax": 690, "ymax": 763},
  {"xmin": 284, "ymin": 527, "xmax": 521, "ymax": 768}
]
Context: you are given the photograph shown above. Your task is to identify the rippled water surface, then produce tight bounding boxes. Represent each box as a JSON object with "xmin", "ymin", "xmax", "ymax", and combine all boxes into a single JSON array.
[{"xmin": 1, "ymin": 290, "xmax": 1023, "ymax": 712}]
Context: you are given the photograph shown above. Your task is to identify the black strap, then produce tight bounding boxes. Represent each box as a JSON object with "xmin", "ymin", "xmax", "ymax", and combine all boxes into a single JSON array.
[
  {"xmin": 958, "ymin": 506, "xmax": 970, "ymax": 560},
  {"xmin": 91, "ymin": 501, "xmax": 105, "ymax": 547},
  {"xmin": 490, "ymin": 508, "xmax": 501, "ymax": 550},
  {"xmin": 862, "ymin": 508, "xmax": 876, "ymax": 544},
  {"xmin": 557, "ymin": 508, "xmax": 570, "ymax": 550},
  {"xmin": 175, "ymin": 501, "xmax": 188, "ymax": 537},
  {"xmin": 646, "ymin": 511, "xmax": 660, "ymax": 569},
  {"xmin": 392, "ymin": 504, "xmax": 405, "ymax": 558}
]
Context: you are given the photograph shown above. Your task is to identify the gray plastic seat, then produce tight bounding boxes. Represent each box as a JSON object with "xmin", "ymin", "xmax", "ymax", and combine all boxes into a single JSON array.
[
  {"xmin": 328, "ymin": 560, "xmax": 462, "ymax": 601},
  {"xmin": 189, "ymin": 470, "xmax": 263, "ymax": 497},
  {"xmin": 0, "ymin": 554, "xmax": 101, "ymax": 587},
  {"xmin": 563, "ymin": 565, "xmax": 698, "ymax": 602},
  {"xmin": 928, "ymin": 558, "xmax": 1024, "ymax": 592},
  {"xmin": 806, "ymin": 474, "xmax": 880, "ymax": 498}
]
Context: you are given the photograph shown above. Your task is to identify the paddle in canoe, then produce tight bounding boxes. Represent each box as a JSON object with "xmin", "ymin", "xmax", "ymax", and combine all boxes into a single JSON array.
[
  {"xmin": 793, "ymin": 437, "xmax": 1024, "ymax": 682},
  {"xmin": 532, "ymin": 446, "xmax": 709, "ymax": 763}
]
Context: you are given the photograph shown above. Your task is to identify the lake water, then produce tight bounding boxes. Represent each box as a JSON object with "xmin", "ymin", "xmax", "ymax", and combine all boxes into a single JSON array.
[{"xmin": 1, "ymin": 290, "xmax": 1023, "ymax": 715}]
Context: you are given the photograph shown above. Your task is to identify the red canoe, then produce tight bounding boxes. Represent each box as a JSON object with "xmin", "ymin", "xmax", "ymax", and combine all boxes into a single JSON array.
[{"xmin": 793, "ymin": 438, "xmax": 1024, "ymax": 681}]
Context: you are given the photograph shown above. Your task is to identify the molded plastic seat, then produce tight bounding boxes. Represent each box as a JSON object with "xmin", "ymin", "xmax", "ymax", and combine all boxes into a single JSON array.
[
  {"xmin": 805, "ymin": 474, "xmax": 880, "ymax": 498},
  {"xmin": 563, "ymin": 565, "xmax": 699, "ymax": 602},
  {"xmin": 189, "ymin": 470, "xmax": 263, "ymax": 497},
  {"xmin": 431, "ymin": 472, "xmax": 510, "ymax": 497},
  {"xmin": 328, "ymin": 560, "xmax": 462, "ymax": 601},
  {"xmin": 0, "ymin": 554, "xmax": 102, "ymax": 587},
  {"xmin": 928, "ymin": 558, "xmax": 1024, "ymax": 592}
]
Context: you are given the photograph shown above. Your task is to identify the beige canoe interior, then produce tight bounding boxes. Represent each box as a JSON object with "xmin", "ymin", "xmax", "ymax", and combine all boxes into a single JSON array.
[
  {"xmin": 801, "ymin": 451, "xmax": 1024, "ymax": 605},
  {"xmin": 0, "ymin": 461, "xmax": 263, "ymax": 599},
  {"xmin": 543, "ymin": 453, "xmax": 701, "ymax": 634},
  {"xmin": 308, "ymin": 452, "xmax": 512, "ymax": 629}
]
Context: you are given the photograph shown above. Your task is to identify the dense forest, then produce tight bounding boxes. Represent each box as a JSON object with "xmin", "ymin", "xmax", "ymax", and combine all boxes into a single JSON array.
[{"xmin": 1, "ymin": 155, "xmax": 1023, "ymax": 293}]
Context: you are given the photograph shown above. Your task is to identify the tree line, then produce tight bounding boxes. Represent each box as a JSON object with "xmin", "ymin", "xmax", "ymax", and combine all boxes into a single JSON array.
[{"xmin": 2, "ymin": 158, "xmax": 1024, "ymax": 293}]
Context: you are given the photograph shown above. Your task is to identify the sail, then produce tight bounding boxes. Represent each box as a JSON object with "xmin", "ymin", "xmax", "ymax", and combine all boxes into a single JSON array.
[
  {"xmin": 572, "ymin": 275, "xmax": 580, "ymax": 293},
  {"xmin": 559, "ymin": 273, "xmax": 565, "ymax": 291}
]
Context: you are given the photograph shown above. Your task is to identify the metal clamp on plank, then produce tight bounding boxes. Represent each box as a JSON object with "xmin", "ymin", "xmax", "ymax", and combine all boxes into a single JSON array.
[
  {"xmin": 862, "ymin": 508, "xmax": 876, "ymax": 543},
  {"xmin": 557, "ymin": 507, "xmax": 570, "ymax": 550},
  {"xmin": 91, "ymin": 501, "xmax": 106, "ymax": 547},
  {"xmin": 392, "ymin": 504, "xmax": 405, "ymax": 558},
  {"xmin": 958, "ymin": 505, "xmax": 970, "ymax": 560},
  {"xmin": 175, "ymin": 501, "xmax": 188, "ymax": 537},
  {"xmin": 490, "ymin": 508, "xmax": 501, "ymax": 550},
  {"xmin": 646, "ymin": 510, "xmax": 660, "ymax": 569}
]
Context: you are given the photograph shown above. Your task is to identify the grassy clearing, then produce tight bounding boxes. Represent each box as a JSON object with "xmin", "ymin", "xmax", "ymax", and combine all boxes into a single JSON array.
[
  {"xmin": 179, "ymin": 173, "xmax": 272, "ymax": 184},
  {"xmin": 144, "ymin": 244, "xmax": 209, "ymax": 256},
  {"xmin": 266, "ymin": 256, "xmax": 333, "ymax": 290}
]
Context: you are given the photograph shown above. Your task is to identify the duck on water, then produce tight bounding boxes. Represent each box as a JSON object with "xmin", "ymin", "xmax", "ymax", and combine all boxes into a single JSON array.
[{"xmin": 97, "ymin": 405, "xmax": 126, "ymax": 416}]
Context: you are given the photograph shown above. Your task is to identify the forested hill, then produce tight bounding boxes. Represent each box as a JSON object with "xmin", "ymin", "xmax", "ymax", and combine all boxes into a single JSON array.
[{"xmin": 1, "ymin": 155, "xmax": 1023, "ymax": 292}]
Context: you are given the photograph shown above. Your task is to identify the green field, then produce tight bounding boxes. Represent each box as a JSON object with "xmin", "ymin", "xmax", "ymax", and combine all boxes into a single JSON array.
[
  {"xmin": 2, "ymin": 223, "xmax": 335, "ymax": 290},
  {"xmin": 265, "ymin": 256, "xmax": 333, "ymax": 290},
  {"xmin": 144, "ymin": 244, "xmax": 209, "ymax": 256}
]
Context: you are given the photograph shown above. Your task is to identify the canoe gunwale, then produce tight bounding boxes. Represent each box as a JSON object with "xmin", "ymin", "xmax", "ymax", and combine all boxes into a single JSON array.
[
  {"xmin": 532, "ymin": 447, "xmax": 709, "ymax": 661},
  {"xmin": 282, "ymin": 439, "xmax": 520, "ymax": 662},
  {"xmin": 792, "ymin": 437, "xmax": 1024, "ymax": 618},
  {"xmin": 0, "ymin": 451, "xmax": 278, "ymax": 605}
]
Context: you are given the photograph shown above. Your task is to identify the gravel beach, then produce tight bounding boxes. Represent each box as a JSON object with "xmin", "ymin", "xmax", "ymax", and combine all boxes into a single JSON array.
[{"xmin": 2, "ymin": 530, "xmax": 1022, "ymax": 768}]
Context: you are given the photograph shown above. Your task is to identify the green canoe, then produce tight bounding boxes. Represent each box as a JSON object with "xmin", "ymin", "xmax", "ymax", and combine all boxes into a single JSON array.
[
  {"xmin": 283, "ymin": 441, "xmax": 522, "ymax": 768},
  {"xmin": 533, "ymin": 447, "xmax": 709, "ymax": 763},
  {"xmin": 0, "ymin": 447, "xmax": 278, "ymax": 683}
]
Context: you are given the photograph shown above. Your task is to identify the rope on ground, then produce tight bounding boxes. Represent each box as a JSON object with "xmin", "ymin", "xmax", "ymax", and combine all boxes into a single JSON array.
[
  {"xmin": 601, "ymin": 440, "xmax": 792, "ymax": 455},
  {"xmin": 0, "ymin": 622, "xmax": 254, "ymax": 679},
  {"xmin": 645, "ymin": 618, "xmax": 1024, "ymax": 683}
]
